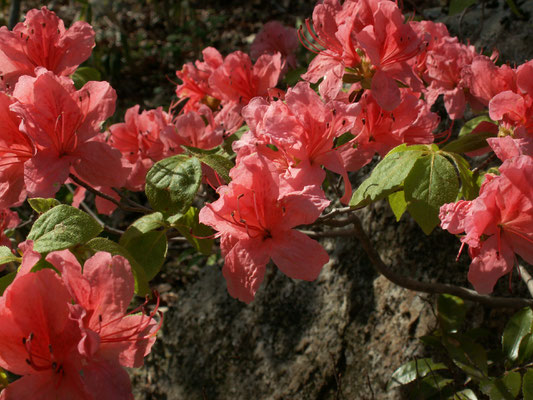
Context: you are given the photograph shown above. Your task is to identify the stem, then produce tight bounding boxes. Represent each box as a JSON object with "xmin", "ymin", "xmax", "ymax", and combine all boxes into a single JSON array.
[
  {"xmin": 350, "ymin": 214, "xmax": 533, "ymax": 308},
  {"xmin": 69, "ymin": 174, "xmax": 150, "ymax": 214},
  {"xmin": 300, "ymin": 229, "xmax": 356, "ymax": 238},
  {"xmin": 65, "ymin": 184, "xmax": 124, "ymax": 236},
  {"xmin": 111, "ymin": 188, "xmax": 153, "ymax": 213},
  {"xmin": 518, "ymin": 264, "xmax": 533, "ymax": 298},
  {"xmin": 8, "ymin": 0, "xmax": 21, "ymax": 30},
  {"xmin": 317, "ymin": 206, "xmax": 353, "ymax": 222}
]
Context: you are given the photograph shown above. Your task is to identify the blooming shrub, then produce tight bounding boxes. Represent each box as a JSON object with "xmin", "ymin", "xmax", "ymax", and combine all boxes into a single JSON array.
[{"xmin": 0, "ymin": 1, "xmax": 532, "ymax": 397}]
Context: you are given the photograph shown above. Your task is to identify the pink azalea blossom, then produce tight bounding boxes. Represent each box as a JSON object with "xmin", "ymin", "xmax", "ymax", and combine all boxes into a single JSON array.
[
  {"xmin": 167, "ymin": 103, "xmax": 242, "ymax": 151},
  {"xmin": 209, "ymin": 51, "xmax": 282, "ymax": 110},
  {"xmin": 199, "ymin": 152, "xmax": 330, "ymax": 303},
  {"xmin": 175, "ymin": 47, "xmax": 223, "ymax": 112},
  {"xmin": 0, "ymin": 246, "xmax": 159, "ymax": 399},
  {"xmin": 251, "ymin": 20, "xmax": 299, "ymax": 70},
  {"xmin": 423, "ymin": 37, "xmax": 477, "ymax": 119},
  {"xmin": 462, "ymin": 55, "xmax": 517, "ymax": 109},
  {"xmin": 46, "ymin": 250, "xmax": 160, "ymax": 369},
  {"xmin": 10, "ymin": 69, "xmax": 128, "ymax": 197},
  {"xmin": 410, "ymin": 20, "xmax": 450, "ymax": 77},
  {"xmin": 439, "ymin": 155, "xmax": 533, "ymax": 293},
  {"xmin": 0, "ymin": 209, "xmax": 19, "ymax": 252},
  {"xmin": 0, "ymin": 7, "xmax": 94, "ymax": 92},
  {"xmin": 338, "ymin": 89, "xmax": 438, "ymax": 171},
  {"xmin": 108, "ymin": 105, "xmax": 175, "ymax": 191},
  {"xmin": 239, "ymin": 82, "xmax": 360, "ymax": 203},
  {"xmin": 486, "ymin": 60, "xmax": 533, "ymax": 138},
  {"xmin": 301, "ymin": 0, "xmax": 424, "ymax": 108},
  {"xmin": 0, "ymin": 92, "xmax": 34, "ymax": 208}
]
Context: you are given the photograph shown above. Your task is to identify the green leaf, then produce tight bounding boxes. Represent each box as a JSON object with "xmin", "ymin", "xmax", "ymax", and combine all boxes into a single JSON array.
[
  {"xmin": 517, "ymin": 333, "xmax": 533, "ymax": 365},
  {"xmin": 283, "ymin": 66, "xmax": 306, "ymax": 87},
  {"xmin": 388, "ymin": 191, "xmax": 407, "ymax": 222},
  {"xmin": 480, "ymin": 374, "xmax": 520, "ymax": 400},
  {"xmin": 442, "ymin": 130, "xmax": 497, "ymax": 154},
  {"xmin": 334, "ymin": 132, "xmax": 356, "ymax": 148},
  {"xmin": 145, "ymin": 155, "xmax": 202, "ymax": 216},
  {"xmin": 523, "ymin": 369, "xmax": 533, "ymax": 400},
  {"xmin": 503, "ymin": 308, "xmax": 533, "ymax": 364},
  {"xmin": 458, "ymin": 115, "xmax": 494, "ymax": 137},
  {"xmin": 404, "ymin": 153, "xmax": 460, "ymax": 234},
  {"xmin": 71, "ymin": 66, "xmax": 101, "ymax": 89},
  {"xmin": 119, "ymin": 212, "xmax": 167, "ymax": 247},
  {"xmin": 27, "ymin": 198, "xmax": 61, "ymax": 213},
  {"xmin": 0, "ymin": 246, "xmax": 21, "ymax": 267},
  {"xmin": 350, "ymin": 149, "xmax": 423, "ymax": 208},
  {"xmin": 192, "ymin": 151, "xmax": 234, "ymax": 184},
  {"xmin": 442, "ymin": 333, "xmax": 488, "ymax": 381},
  {"xmin": 502, "ymin": 372, "xmax": 522, "ymax": 398},
  {"xmin": 27, "ymin": 205, "xmax": 103, "ymax": 253},
  {"xmin": 444, "ymin": 153, "xmax": 479, "ymax": 201},
  {"xmin": 409, "ymin": 374, "xmax": 454, "ymax": 398},
  {"xmin": 437, "ymin": 294, "xmax": 466, "ymax": 333},
  {"xmin": 85, "ymin": 237, "xmax": 150, "ymax": 296},
  {"xmin": 387, "ymin": 358, "xmax": 448, "ymax": 389},
  {"xmin": 449, "ymin": 0, "xmax": 477, "ymax": 15},
  {"xmin": 454, "ymin": 389, "xmax": 479, "ymax": 400},
  {"xmin": 173, "ymin": 207, "xmax": 214, "ymax": 255},
  {"xmin": 123, "ymin": 230, "xmax": 168, "ymax": 281},
  {"xmin": 387, "ymin": 143, "xmax": 438, "ymax": 155},
  {"xmin": 0, "ymin": 271, "xmax": 16, "ymax": 296}
]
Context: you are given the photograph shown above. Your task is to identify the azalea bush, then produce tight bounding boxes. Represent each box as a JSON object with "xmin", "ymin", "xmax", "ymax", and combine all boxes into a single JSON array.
[{"xmin": 0, "ymin": 0, "xmax": 532, "ymax": 398}]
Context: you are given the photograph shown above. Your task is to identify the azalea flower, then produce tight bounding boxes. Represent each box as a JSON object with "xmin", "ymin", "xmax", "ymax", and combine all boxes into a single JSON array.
[
  {"xmin": 199, "ymin": 152, "xmax": 330, "ymax": 303},
  {"xmin": 439, "ymin": 155, "xmax": 533, "ymax": 293},
  {"xmin": 0, "ymin": 92, "xmax": 34, "ymax": 208},
  {"xmin": 239, "ymin": 82, "xmax": 360, "ymax": 203},
  {"xmin": 10, "ymin": 69, "xmax": 128, "ymax": 197},
  {"xmin": 0, "ymin": 7, "xmax": 94, "ymax": 92},
  {"xmin": 0, "ymin": 244, "xmax": 160, "ymax": 399},
  {"xmin": 338, "ymin": 89, "xmax": 439, "ymax": 171},
  {"xmin": 209, "ymin": 50, "xmax": 282, "ymax": 111},
  {"xmin": 108, "ymin": 105, "xmax": 175, "ymax": 191},
  {"xmin": 251, "ymin": 20, "xmax": 299, "ymax": 70},
  {"xmin": 175, "ymin": 47, "xmax": 224, "ymax": 112},
  {"xmin": 301, "ymin": 0, "xmax": 424, "ymax": 109}
]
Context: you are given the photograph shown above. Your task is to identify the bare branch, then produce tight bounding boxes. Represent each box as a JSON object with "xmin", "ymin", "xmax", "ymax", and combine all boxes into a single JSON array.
[
  {"xmin": 69, "ymin": 174, "xmax": 150, "ymax": 214},
  {"xmin": 519, "ymin": 264, "xmax": 533, "ymax": 298},
  {"xmin": 350, "ymin": 214, "xmax": 533, "ymax": 308}
]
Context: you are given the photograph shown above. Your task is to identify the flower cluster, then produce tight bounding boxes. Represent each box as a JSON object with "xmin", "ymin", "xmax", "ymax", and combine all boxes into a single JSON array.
[
  {"xmin": 0, "ymin": 8, "xmax": 128, "ymax": 209},
  {"xmin": 0, "ymin": 243, "xmax": 160, "ymax": 399}
]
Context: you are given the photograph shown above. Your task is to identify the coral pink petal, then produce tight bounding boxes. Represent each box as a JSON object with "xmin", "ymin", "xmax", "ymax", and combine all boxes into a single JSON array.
[
  {"xmin": 371, "ymin": 70, "xmax": 401, "ymax": 111},
  {"xmin": 81, "ymin": 359, "xmax": 134, "ymax": 400},
  {"xmin": 222, "ymin": 238, "xmax": 271, "ymax": 304},
  {"xmin": 468, "ymin": 235, "xmax": 515, "ymax": 294},
  {"xmin": 23, "ymin": 150, "xmax": 71, "ymax": 198},
  {"xmin": 0, "ymin": 370, "xmax": 91, "ymax": 400},
  {"xmin": 443, "ymin": 88, "xmax": 466, "ymax": 120},
  {"xmin": 271, "ymin": 230, "xmax": 329, "ymax": 281},
  {"xmin": 73, "ymin": 141, "xmax": 128, "ymax": 188}
]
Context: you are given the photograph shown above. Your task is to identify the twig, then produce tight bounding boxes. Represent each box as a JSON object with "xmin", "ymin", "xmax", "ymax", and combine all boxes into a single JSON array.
[
  {"xmin": 111, "ymin": 188, "xmax": 152, "ymax": 213},
  {"xmin": 518, "ymin": 264, "xmax": 533, "ymax": 298},
  {"xmin": 8, "ymin": 0, "xmax": 21, "ymax": 29},
  {"xmin": 317, "ymin": 207, "xmax": 353, "ymax": 222},
  {"xmin": 300, "ymin": 229, "xmax": 356, "ymax": 238},
  {"xmin": 65, "ymin": 184, "xmax": 125, "ymax": 236},
  {"xmin": 350, "ymin": 215, "xmax": 533, "ymax": 308},
  {"xmin": 69, "ymin": 174, "xmax": 150, "ymax": 214}
]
